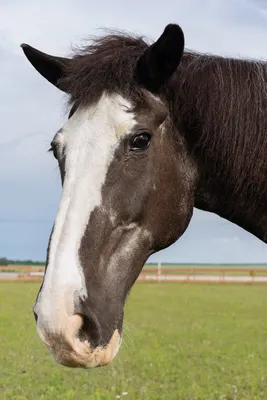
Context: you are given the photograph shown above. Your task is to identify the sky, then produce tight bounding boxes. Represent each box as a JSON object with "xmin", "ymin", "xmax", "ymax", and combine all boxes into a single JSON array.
[{"xmin": 1, "ymin": 0, "xmax": 267, "ymax": 263}]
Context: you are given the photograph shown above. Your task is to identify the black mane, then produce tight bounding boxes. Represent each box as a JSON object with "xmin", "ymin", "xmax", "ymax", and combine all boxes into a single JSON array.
[{"xmin": 173, "ymin": 51, "xmax": 267, "ymax": 220}]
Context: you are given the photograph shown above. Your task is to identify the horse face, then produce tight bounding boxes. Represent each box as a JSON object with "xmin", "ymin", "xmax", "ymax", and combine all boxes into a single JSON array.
[{"xmin": 22, "ymin": 24, "xmax": 197, "ymax": 368}]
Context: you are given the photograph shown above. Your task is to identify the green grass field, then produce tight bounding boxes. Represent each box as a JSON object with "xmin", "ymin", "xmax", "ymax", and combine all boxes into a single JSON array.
[{"xmin": 1, "ymin": 282, "xmax": 267, "ymax": 400}]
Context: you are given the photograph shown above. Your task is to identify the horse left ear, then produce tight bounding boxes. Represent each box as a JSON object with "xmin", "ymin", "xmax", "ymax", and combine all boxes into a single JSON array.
[
  {"xmin": 21, "ymin": 43, "xmax": 71, "ymax": 91},
  {"xmin": 135, "ymin": 24, "xmax": 184, "ymax": 93}
]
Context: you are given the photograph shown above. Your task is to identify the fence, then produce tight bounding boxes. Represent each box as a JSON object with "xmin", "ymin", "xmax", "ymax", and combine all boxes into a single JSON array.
[
  {"xmin": 1, "ymin": 264, "xmax": 267, "ymax": 283},
  {"xmin": 138, "ymin": 266, "xmax": 267, "ymax": 283}
]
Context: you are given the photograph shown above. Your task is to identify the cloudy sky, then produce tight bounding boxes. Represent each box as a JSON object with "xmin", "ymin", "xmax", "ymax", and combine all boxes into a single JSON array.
[{"xmin": 1, "ymin": 0, "xmax": 267, "ymax": 263}]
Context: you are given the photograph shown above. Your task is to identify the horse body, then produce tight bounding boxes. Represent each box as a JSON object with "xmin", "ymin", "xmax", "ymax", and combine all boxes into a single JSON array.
[{"xmin": 21, "ymin": 24, "xmax": 267, "ymax": 368}]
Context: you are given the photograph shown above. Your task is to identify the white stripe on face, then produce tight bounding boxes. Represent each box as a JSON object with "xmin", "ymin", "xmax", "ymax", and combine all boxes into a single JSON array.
[{"xmin": 34, "ymin": 93, "xmax": 136, "ymax": 335}]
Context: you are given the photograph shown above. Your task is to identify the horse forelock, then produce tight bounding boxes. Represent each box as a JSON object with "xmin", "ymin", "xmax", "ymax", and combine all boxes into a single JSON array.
[{"xmin": 59, "ymin": 31, "xmax": 150, "ymax": 108}]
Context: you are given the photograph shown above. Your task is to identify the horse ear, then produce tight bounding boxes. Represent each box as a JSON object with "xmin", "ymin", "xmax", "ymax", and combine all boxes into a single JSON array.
[
  {"xmin": 135, "ymin": 24, "xmax": 185, "ymax": 93},
  {"xmin": 21, "ymin": 43, "xmax": 71, "ymax": 91}
]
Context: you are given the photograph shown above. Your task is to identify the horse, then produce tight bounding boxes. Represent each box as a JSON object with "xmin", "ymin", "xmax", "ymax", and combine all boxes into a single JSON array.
[{"xmin": 21, "ymin": 23, "xmax": 267, "ymax": 368}]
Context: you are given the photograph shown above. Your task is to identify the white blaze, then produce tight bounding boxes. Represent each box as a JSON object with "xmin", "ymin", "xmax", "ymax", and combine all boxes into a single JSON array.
[{"xmin": 35, "ymin": 93, "xmax": 136, "ymax": 334}]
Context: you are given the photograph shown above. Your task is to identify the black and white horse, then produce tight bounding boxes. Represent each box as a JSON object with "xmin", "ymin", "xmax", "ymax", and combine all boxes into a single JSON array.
[{"xmin": 21, "ymin": 24, "xmax": 267, "ymax": 368}]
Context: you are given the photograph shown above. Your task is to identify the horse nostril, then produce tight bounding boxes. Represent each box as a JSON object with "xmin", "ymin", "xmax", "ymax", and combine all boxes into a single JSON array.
[{"xmin": 78, "ymin": 311, "xmax": 102, "ymax": 348}]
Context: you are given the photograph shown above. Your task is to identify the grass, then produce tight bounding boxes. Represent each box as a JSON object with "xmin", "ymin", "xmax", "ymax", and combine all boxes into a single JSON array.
[{"xmin": 1, "ymin": 282, "xmax": 267, "ymax": 400}]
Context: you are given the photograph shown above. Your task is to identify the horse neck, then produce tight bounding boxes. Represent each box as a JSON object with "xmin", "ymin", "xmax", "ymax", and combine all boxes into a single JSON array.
[
  {"xmin": 166, "ymin": 52, "xmax": 267, "ymax": 243},
  {"xmin": 193, "ymin": 160, "xmax": 267, "ymax": 243}
]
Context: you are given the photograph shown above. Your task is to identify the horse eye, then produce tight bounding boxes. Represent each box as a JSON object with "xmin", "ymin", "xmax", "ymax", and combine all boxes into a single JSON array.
[
  {"xmin": 49, "ymin": 142, "xmax": 58, "ymax": 159},
  {"xmin": 131, "ymin": 132, "xmax": 151, "ymax": 150}
]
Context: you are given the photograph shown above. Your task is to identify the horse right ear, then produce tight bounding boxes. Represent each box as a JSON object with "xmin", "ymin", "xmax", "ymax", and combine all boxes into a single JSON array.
[
  {"xmin": 135, "ymin": 24, "xmax": 185, "ymax": 94},
  {"xmin": 21, "ymin": 43, "xmax": 71, "ymax": 91}
]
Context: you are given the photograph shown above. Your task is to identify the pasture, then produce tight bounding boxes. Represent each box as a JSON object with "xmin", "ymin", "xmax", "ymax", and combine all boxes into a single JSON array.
[{"xmin": 1, "ymin": 282, "xmax": 267, "ymax": 400}]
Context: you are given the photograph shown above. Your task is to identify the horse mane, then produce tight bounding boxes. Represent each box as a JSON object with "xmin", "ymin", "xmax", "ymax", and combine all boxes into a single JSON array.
[
  {"xmin": 59, "ymin": 30, "xmax": 150, "ymax": 106},
  {"xmin": 60, "ymin": 30, "xmax": 267, "ymax": 217},
  {"xmin": 174, "ymin": 51, "xmax": 267, "ymax": 215}
]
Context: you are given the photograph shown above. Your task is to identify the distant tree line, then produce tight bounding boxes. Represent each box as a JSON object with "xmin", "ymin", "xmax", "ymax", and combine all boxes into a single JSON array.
[{"xmin": 0, "ymin": 257, "xmax": 45, "ymax": 266}]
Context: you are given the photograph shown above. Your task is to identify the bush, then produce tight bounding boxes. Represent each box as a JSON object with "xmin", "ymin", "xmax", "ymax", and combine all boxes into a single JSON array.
[{"xmin": 0, "ymin": 257, "xmax": 8, "ymax": 266}]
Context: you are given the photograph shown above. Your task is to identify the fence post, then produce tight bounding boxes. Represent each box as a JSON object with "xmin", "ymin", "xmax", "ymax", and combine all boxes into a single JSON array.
[{"xmin": 157, "ymin": 261, "xmax": 161, "ymax": 282}]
